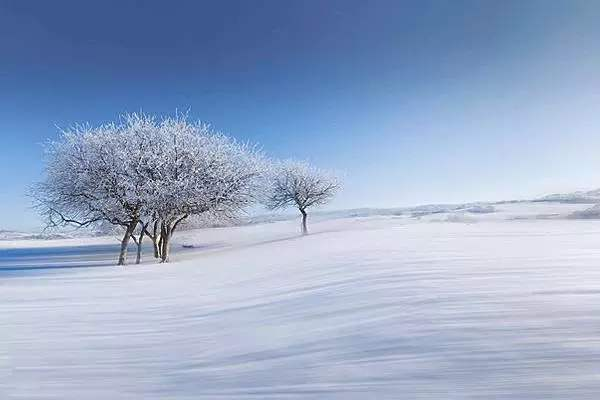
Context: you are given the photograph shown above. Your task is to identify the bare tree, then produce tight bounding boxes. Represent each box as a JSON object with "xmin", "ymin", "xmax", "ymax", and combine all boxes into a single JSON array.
[{"xmin": 265, "ymin": 161, "xmax": 340, "ymax": 234}]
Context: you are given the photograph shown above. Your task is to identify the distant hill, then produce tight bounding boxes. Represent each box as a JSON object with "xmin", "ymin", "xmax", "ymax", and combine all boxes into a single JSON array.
[
  {"xmin": 536, "ymin": 189, "xmax": 600, "ymax": 204},
  {"xmin": 0, "ymin": 230, "xmax": 72, "ymax": 241}
]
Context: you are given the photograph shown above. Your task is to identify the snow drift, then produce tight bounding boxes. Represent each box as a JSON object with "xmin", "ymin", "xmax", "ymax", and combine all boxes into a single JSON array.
[{"xmin": 4, "ymin": 203, "xmax": 600, "ymax": 398}]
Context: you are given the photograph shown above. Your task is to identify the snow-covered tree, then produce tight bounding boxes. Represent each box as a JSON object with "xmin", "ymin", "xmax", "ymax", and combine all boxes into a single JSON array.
[
  {"xmin": 34, "ymin": 112, "xmax": 265, "ymax": 265},
  {"xmin": 265, "ymin": 161, "xmax": 340, "ymax": 234},
  {"xmin": 138, "ymin": 114, "xmax": 265, "ymax": 262},
  {"xmin": 34, "ymin": 120, "xmax": 151, "ymax": 265}
]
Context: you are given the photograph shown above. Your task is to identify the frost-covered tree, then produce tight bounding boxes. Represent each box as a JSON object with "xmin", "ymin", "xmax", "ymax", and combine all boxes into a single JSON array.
[
  {"xmin": 138, "ymin": 114, "xmax": 265, "ymax": 262},
  {"xmin": 34, "ymin": 112, "xmax": 265, "ymax": 265},
  {"xmin": 265, "ymin": 161, "xmax": 340, "ymax": 234},
  {"xmin": 34, "ymin": 120, "xmax": 151, "ymax": 265}
]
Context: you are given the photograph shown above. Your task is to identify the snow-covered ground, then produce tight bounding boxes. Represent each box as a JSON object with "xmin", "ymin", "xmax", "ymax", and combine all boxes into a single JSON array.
[{"xmin": 3, "ymin": 201, "xmax": 600, "ymax": 398}]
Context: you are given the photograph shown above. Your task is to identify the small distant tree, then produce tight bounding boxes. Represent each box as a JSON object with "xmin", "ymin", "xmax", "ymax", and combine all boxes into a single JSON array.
[{"xmin": 265, "ymin": 161, "xmax": 340, "ymax": 235}]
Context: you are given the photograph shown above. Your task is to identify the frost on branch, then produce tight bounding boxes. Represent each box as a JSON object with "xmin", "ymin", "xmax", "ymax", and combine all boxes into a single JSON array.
[{"xmin": 265, "ymin": 160, "xmax": 340, "ymax": 234}]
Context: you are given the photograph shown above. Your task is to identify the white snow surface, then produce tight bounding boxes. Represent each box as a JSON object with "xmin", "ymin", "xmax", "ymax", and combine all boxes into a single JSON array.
[{"xmin": 3, "ymin": 202, "xmax": 600, "ymax": 398}]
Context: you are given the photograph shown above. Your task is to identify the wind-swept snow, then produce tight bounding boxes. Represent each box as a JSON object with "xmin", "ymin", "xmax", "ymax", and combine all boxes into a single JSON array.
[{"xmin": 3, "ymin": 203, "xmax": 600, "ymax": 398}]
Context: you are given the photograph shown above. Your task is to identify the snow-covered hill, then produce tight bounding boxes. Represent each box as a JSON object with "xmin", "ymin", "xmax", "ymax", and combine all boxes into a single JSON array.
[
  {"xmin": 4, "ymin": 202, "xmax": 600, "ymax": 398},
  {"xmin": 0, "ymin": 230, "xmax": 72, "ymax": 241},
  {"xmin": 536, "ymin": 188, "xmax": 600, "ymax": 203}
]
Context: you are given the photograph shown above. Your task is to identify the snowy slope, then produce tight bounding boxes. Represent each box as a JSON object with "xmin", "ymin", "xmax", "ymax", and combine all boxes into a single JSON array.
[
  {"xmin": 0, "ymin": 230, "xmax": 73, "ymax": 242},
  {"xmin": 4, "ymin": 206, "xmax": 600, "ymax": 398},
  {"xmin": 537, "ymin": 188, "xmax": 600, "ymax": 203}
]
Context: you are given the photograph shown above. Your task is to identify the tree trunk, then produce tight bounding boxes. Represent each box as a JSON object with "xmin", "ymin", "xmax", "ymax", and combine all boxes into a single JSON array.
[
  {"xmin": 160, "ymin": 233, "xmax": 170, "ymax": 263},
  {"xmin": 160, "ymin": 223, "xmax": 171, "ymax": 263},
  {"xmin": 118, "ymin": 220, "xmax": 138, "ymax": 266},
  {"xmin": 157, "ymin": 235, "xmax": 163, "ymax": 259},
  {"xmin": 152, "ymin": 237, "xmax": 161, "ymax": 259},
  {"xmin": 135, "ymin": 229, "xmax": 144, "ymax": 265},
  {"xmin": 158, "ymin": 215, "xmax": 187, "ymax": 263},
  {"xmin": 300, "ymin": 209, "xmax": 308, "ymax": 235},
  {"xmin": 152, "ymin": 221, "xmax": 161, "ymax": 259}
]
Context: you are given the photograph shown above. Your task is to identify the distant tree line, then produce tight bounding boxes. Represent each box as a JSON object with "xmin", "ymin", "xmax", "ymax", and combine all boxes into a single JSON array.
[{"xmin": 33, "ymin": 112, "xmax": 340, "ymax": 265}]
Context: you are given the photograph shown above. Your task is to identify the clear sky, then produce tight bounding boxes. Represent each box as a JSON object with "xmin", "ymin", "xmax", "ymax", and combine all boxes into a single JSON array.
[{"xmin": 1, "ymin": 0, "xmax": 600, "ymax": 231}]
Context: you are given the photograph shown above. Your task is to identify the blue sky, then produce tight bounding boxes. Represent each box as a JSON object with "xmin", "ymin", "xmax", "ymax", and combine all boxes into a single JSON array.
[{"xmin": 1, "ymin": 0, "xmax": 600, "ymax": 230}]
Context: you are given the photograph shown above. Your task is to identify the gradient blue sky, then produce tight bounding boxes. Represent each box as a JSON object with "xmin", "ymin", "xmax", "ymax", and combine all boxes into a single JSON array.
[{"xmin": 1, "ymin": 0, "xmax": 600, "ymax": 230}]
